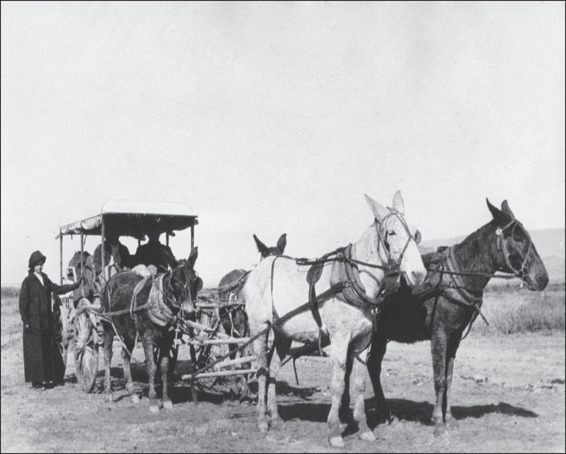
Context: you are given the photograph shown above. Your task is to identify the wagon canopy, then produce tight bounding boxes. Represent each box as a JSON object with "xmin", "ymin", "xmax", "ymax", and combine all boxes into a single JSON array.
[{"xmin": 56, "ymin": 200, "xmax": 198, "ymax": 240}]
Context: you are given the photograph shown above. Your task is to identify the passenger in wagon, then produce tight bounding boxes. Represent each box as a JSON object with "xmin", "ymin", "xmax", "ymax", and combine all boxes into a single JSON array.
[
  {"xmin": 134, "ymin": 228, "xmax": 178, "ymax": 273},
  {"xmin": 19, "ymin": 251, "xmax": 81, "ymax": 389},
  {"xmin": 92, "ymin": 231, "xmax": 132, "ymax": 281}
]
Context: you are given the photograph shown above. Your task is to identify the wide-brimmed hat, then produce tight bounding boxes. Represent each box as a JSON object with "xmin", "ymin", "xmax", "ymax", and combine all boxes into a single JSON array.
[{"xmin": 28, "ymin": 251, "xmax": 46, "ymax": 269}]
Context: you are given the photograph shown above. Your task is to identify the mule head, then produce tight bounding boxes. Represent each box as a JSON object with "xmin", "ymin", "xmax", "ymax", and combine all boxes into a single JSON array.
[
  {"xmin": 365, "ymin": 191, "xmax": 426, "ymax": 287},
  {"xmin": 253, "ymin": 233, "xmax": 287, "ymax": 259},
  {"xmin": 171, "ymin": 247, "xmax": 203, "ymax": 317},
  {"xmin": 486, "ymin": 198, "xmax": 549, "ymax": 290}
]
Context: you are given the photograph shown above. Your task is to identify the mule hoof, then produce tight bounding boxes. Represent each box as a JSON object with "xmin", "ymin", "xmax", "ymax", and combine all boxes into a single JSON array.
[
  {"xmin": 270, "ymin": 418, "xmax": 284, "ymax": 431},
  {"xmin": 163, "ymin": 400, "xmax": 173, "ymax": 410},
  {"xmin": 259, "ymin": 421, "xmax": 269, "ymax": 433},
  {"xmin": 359, "ymin": 430, "xmax": 376, "ymax": 442},
  {"xmin": 131, "ymin": 395, "xmax": 140, "ymax": 404},
  {"xmin": 433, "ymin": 425, "xmax": 446, "ymax": 437},
  {"xmin": 446, "ymin": 418, "xmax": 459, "ymax": 431},
  {"xmin": 149, "ymin": 404, "xmax": 160, "ymax": 413},
  {"xmin": 328, "ymin": 435, "xmax": 345, "ymax": 448}
]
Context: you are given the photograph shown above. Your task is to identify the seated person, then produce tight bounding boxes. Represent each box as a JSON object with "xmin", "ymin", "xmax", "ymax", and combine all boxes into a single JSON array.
[
  {"xmin": 93, "ymin": 232, "xmax": 132, "ymax": 282},
  {"xmin": 134, "ymin": 229, "xmax": 178, "ymax": 272}
]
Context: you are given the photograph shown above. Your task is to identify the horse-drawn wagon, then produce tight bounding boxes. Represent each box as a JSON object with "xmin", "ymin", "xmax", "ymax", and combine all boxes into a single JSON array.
[{"xmin": 54, "ymin": 201, "xmax": 258, "ymax": 404}]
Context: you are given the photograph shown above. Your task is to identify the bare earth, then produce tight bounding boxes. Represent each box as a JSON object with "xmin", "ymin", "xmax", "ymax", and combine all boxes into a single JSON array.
[{"xmin": 1, "ymin": 298, "xmax": 564, "ymax": 453}]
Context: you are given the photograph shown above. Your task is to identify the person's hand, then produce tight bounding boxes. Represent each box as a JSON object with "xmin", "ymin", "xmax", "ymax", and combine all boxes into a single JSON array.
[{"xmin": 24, "ymin": 324, "xmax": 32, "ymax": 334}]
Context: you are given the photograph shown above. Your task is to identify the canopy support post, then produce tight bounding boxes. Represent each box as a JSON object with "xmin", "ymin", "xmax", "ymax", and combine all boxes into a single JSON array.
[{"xmin": 59, "ymin": 235, "xmax": 63, "ymax": 285}]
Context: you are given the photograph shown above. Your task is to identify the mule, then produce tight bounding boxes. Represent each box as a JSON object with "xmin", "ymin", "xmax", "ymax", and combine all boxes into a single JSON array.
[
  {"xmin": 217, "ymin": 233, "xmax": 287, "ymax": 402},
  {"xmin": 100, "ymin": 247, "xmax": 203, "ymax": 412},
  {"xmin": 242, "ymin": 191, "xmax": 427, "ymax": 447},
  {"xmin": 364, "ymin": 199, "xmax": 549, "ymax": 436},
  {"xmin": 67, "ymin": 251, "xmax": 96, "ymax": 304}
]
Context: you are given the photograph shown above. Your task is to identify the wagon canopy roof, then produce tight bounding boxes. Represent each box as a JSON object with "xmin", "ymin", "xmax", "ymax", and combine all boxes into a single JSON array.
[{"xmin": 57, "ymin": 200, "xmax": 198, "ymax": 239}]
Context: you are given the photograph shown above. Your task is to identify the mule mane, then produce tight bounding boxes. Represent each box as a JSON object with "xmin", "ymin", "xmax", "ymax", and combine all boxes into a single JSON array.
[{"xmin": 450, "ymin": 219, "xmax": 507, "ymax": 291}]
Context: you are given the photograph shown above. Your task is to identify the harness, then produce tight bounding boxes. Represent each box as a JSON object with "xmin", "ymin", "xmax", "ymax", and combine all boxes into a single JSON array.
[
  {"xmin": 81, "ymin": 267, "xmax": 196, "ymax": 357},
  {"xmin": 415, "ymin": 219, "xmax": 535, "ymax": 339},
  {"xmin": 270, "ymin": 207, "xmax": 419, "ymax": 355}
]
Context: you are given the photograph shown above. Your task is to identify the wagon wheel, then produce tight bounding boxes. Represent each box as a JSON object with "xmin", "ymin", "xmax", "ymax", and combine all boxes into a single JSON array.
[
  {"xmin": 53, "ymin": 295, "xmax": 74, "ymax": 383},
  {"xmin": 73, "ymin": 301, "xmax": 99, "ymax": 393}
]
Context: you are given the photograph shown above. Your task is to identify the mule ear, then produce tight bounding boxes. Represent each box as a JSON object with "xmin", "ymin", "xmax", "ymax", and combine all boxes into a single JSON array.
[
  {"xmin": 276, "ymin": 233, "xmax": 287, "ymax": 254},
  {"xmin": 486, "ymin": 198, "xmax": 503, "ymax": 219},
  {"xmin": 253, "ymin": 234, "xmax": 269, "ymax": 258},
  {"xmin": 392, "ymin": 190, "xmax": 405, "ymax": 214},
  {"xmin": 501, "ymin": 200, "xmax": 516, "ymax": 220},
  {"xmin": 187, "ymin": 247, "xmax": 198, "ymax": 269},
  {"xmin": 364, "ymin": 194, "xmax": 388, "ymax": 222}
]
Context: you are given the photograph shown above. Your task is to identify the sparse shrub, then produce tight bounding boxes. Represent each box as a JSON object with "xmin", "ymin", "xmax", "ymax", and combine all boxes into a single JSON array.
[{"xmin": 1, "ymin": 287, "xmax": 19, "ymax": 299}]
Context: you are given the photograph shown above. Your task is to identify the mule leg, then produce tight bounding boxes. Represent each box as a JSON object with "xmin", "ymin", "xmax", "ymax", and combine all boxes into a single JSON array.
[
  {"xmin": 327, "ymin": 332, "xmax": 349, "ymax": 448},
  {"xmin": 367, "ymin": 334, "xmax": 392, "ymax": 423},
  {"xmin": 161, "ymin": 338, "xmax": 173, "ymax": 410},
  {"xmin": 121, "ymin": 338, "xmax": 139, "ymax": 404},
  {"xmin": 102, "ymin": 326, "xmax": 114, "ymax": 403},
  {"xmin": 252, "ymin": 328, "xmax": 270, "ymax": 432},
  {"xmin": 267, "ymin": 336, "xmax": 291, "ymax": 429},
  {"xmin": 444, "ymin": 338, "xmax": 461, "ymax": 431},
  {"xmin": 351, "ymin": 346, "xmax": 376, "ymax": 442},
  {"xmin": 431, "ymin": 332, "xmax": 448, "ymax": 436},
  {"xmin": 141, "ymin": 333, "xmax": 159, "ymax": 413}
]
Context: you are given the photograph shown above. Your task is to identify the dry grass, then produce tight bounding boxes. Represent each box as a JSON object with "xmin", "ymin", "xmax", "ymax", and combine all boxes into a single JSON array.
[
  {"xmin": 3, "ymin": 284, "xmax": 565, "ymax": 337},
  {"xmin": 478, "ymin": 283, "xmax": 565, "ymax": 335}
]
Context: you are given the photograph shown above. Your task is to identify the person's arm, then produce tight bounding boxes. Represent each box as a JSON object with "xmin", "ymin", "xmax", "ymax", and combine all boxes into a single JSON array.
[
  {"xmin": 93, "ymin": 245, "xmax": 102, "ymax": 274},
  {"xmin": 18, "ymin": 278, "xmax": 31, "ymax": 331},
  {"xmin": 49, "ymin": 276, "xmax": 81, "ymax": 295}
]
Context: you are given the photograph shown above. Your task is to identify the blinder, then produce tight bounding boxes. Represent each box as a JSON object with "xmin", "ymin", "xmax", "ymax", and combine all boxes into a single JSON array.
[{"xmin": 495, "ymin": 220, "xmax": 533, "ymax": 282}]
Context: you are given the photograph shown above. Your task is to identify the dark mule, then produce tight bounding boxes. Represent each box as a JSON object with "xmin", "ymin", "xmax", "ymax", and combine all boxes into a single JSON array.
[
  {"xmin": 100, "ymin": 247, "xmax": 203, "ymax": 412},
  {"xmin": 217, "ymin": 233, "xmax": 287, "ymax": 401},
  {"xmin": 365, "ymin": 199, "xmax": 549, "ymax": 436},
  {"xmin": 67, "ymin": 251, "xmax": 96, "ymax": 304}
]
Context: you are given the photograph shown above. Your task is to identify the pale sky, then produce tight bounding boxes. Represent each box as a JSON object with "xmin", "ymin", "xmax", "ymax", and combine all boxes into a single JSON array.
[{"xmin": 2, "ymin": 2, "xmax": 564, "ymax": 287}]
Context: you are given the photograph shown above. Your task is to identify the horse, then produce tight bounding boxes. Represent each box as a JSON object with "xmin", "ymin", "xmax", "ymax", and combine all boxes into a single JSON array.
[
  {"xmin": 217, "ymin": 233, "xmax": 287, "ymax": 402},
  {"xmin": 242, "ymin": 191, "xmax": 427, "ymax": 447},
  {"xmin": 363, "ymin": 199, "xmax": 549, "ymax": 436},
  {"xmin": 100, "ymin": 247, "xmax": 203, "ymax": 412}
]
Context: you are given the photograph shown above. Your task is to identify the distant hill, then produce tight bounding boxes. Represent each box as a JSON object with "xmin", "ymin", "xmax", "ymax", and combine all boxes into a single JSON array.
[{"xmin": 419, "ymin": 228, "xmax": 565, "ymax": 284}]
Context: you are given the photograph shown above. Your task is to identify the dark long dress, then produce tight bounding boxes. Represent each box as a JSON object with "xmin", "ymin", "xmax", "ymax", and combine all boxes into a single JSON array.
[{"xmin": 19, "ymin": 272, "xmax": 79, "ymax": 384}]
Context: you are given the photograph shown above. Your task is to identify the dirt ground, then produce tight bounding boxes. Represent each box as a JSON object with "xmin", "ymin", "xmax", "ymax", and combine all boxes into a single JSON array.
[{"xmin": 1, "ymin": 296, "xmax": 564, "ymax": 453}]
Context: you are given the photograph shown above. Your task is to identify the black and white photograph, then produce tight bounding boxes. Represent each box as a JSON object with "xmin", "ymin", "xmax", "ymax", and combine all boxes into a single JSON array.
[{"xmin": 1, "ymin": 2, "xmax": 564, "ymax": 452}]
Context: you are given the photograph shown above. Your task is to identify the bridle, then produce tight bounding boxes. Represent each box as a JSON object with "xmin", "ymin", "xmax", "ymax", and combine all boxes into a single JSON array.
[
  {"xmin": 371, "ymin": 207, "xmax": 421, "ymax": 281},
  {"xmin": 164, "ymin": 265, "xmax": 200, "ymax": 319},
  {"xmin": 495, "ymin": 219, "xmax": 533, "ymax": 282}
]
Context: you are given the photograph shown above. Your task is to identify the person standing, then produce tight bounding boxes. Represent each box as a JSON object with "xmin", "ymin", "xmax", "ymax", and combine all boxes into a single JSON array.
[{"xmin": 19, "ymin": 251, "xmax": 81, "ymax": 389}]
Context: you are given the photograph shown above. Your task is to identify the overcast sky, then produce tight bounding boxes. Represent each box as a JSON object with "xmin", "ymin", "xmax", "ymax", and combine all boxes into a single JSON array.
[{"xmin": 2, "ymin": 2, "xmax": 564, "ymax": 287}]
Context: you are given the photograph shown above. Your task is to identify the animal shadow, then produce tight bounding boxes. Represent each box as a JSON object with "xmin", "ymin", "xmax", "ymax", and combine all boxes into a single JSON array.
[{"xmin": 365, "ymin": 398, "xmax": 538, "ymax": 429}]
